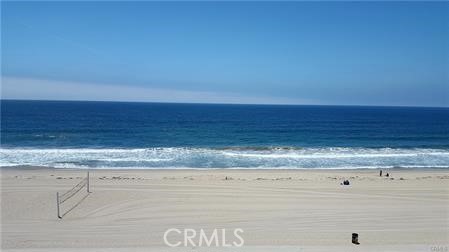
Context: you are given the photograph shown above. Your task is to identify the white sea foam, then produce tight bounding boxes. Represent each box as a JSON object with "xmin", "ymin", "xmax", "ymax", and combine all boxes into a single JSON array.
[{"xmin": 1, "ymin": 147, "xmax": 448, "ymax": 169}]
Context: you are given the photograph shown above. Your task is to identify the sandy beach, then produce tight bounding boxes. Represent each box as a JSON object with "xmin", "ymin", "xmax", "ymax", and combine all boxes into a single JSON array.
[
  {"xmin": 3, "ymin": 0, "xmax": 449, "ymax": 251},
  {"xmin": 1, "ymin": 167, "xmax": 448, "ymax": 252}
]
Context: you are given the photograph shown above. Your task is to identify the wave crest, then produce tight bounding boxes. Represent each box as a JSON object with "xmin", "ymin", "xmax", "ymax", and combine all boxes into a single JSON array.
[{"xmin": 1, "ymin": 147, "xmax": 449, "ymax": 169}]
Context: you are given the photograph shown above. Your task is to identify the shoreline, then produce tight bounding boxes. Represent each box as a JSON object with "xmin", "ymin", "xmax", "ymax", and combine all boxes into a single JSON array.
[{"xmin": 2, "ymin": 165, "xmax": 449, "ymax": 171}]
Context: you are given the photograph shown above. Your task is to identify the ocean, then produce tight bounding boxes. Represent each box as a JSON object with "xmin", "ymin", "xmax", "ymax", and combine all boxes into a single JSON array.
[{"xmin": 1, "ymin": 100, "xmax": 449, "ymax": 169}]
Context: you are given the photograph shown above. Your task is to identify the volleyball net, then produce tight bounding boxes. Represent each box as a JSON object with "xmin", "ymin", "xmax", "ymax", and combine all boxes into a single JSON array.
[{"xmin": 56, "ymin": 172, "xmax": 91, "ymax": 218}]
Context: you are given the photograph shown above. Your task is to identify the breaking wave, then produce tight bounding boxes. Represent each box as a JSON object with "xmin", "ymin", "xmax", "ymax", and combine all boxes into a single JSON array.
[{"xmin": 1, "ymin": 147, "xmax": 449, "ymax": 169}]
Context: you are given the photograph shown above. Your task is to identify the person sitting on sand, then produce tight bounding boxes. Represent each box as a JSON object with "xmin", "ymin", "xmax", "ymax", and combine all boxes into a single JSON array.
[
  {"xmin": 341, "ymin": 180, "xmax": 350, "ymax": 185},
  {"xmin": 386, "ymin": 173, "xmax": 389, "ymax": 177}
]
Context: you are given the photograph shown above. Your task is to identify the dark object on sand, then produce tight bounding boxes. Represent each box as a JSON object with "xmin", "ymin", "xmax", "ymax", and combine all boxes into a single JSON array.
[
  {"xmin": 341, "ymin": 180, "xmax": 350, "ymax": 185},
  {"xmin": 352, "ymin": 233, "xmax": 360, "ymax": 245},
  {"xmin": 386, "ymin": 173, "xmax": 390, "ymax": 177},
  {"xmin": 380, "ymin": 170, "xmax": 382, "ymax": 176}
]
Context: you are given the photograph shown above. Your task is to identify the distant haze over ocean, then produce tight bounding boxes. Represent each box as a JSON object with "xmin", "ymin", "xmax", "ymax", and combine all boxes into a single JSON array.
[{"xmin": 1, "ymin": 100, "xmax": 449, "ymax": 169}]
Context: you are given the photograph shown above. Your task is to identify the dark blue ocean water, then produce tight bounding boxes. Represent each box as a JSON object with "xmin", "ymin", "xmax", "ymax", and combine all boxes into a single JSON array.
[{"xmin": 1, "ymin": 100, "xmax": 449, "ymax": 169}]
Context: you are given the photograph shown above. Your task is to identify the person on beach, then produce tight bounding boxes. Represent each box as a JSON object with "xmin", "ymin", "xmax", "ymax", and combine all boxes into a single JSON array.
[
  {"xmin": 380, "ymin": 170, "xmax": 383, "ymax": 176},
  {"xmin": 386, "ymin": 173, "xmax": 389, "ymax": 177}
]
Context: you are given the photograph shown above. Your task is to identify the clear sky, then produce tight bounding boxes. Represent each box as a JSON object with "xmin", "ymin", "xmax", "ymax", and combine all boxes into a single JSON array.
[{"xmin": 2, "ymin": 1, "xmax": 448, "ymax": 107}]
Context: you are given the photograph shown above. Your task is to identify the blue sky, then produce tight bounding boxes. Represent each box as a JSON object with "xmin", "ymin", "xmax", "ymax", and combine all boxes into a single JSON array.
[{"xmin": 2, "ymin": 2, "xmax": 448, "ymax": 106}]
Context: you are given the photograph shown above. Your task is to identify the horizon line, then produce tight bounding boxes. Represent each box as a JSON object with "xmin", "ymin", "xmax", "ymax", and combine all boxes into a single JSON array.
[{"xmin": 2, "ymin": 98, "xmax": 448, "ymax": 109}]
